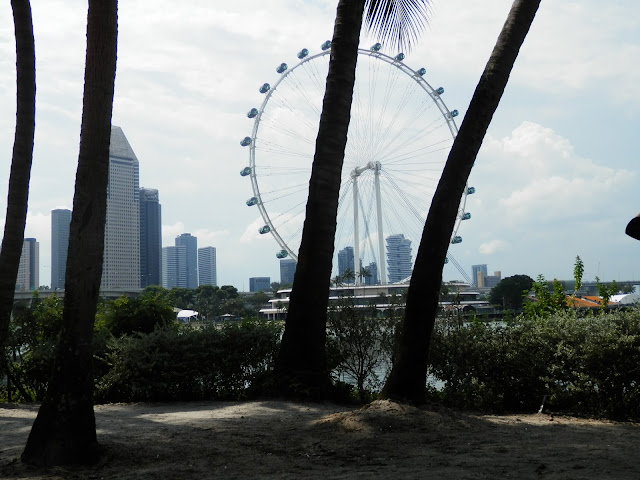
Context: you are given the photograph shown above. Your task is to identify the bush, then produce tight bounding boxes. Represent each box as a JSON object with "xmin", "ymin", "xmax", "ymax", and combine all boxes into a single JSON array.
[
  {"xmin": 427, "ymin": 308, "xmax": 640, "ymax": 420},
  {"xmin": 95, "ymin": 320, "xmax": 282, "ymax": 403}
]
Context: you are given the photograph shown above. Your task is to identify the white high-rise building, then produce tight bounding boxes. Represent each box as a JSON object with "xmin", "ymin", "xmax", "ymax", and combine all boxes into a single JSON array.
[
  {"xmin": 198, "ymin": 247, "xmax": 217, "ymax": 286},
  {"xmin": 102, "ymin": 126, "xmax": 140, "ymax": 289},
  {"xmin": 51, "ymin": 208, "xmax": 71, "ymax": 290}
]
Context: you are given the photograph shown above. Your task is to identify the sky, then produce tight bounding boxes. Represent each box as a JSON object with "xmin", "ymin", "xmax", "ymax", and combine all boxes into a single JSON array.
[{"xmin": 0, "ymin": 0, "xmax": 639, "ymax": 291}]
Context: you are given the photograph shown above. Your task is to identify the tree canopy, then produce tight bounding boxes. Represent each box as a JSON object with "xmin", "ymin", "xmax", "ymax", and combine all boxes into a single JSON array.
[{"xmin": 488, "ymin": 275, "xmax": 534, "ymax": 310}]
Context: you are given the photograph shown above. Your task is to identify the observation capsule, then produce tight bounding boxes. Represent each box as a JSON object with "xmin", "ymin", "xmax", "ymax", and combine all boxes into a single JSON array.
[
  {"xmin": 276, "ymin": 63, "xmax": 288, "ymax": 74},
  {"xmin": 434, "ymin": 87, "xmax": 444, "ymax": 95},
  {"xmin": 370, "ymin": 43, "xmax": 382, "ymax": 52},
  {"xmin": 448, "ymin": 109, "xmax": 459, "ymax": 118},
  {"xmin": 321, "ymin": 40, "xmax": 331, "ymax": 50},
  {"xmin": 247, "ymin": 108, "xmax": 259, "ymax": 119},
  {"xmin": 259, "ymin": 225, "xmax": 271, "ymax": 234},
  {"xmin": 240, "ymin": 167, "xmax": 251, "ymax": 177},
  {"xmin": 246, "ymin": 197, "xmax": 258, "ymax": 206},
  {"xmin": 240, "ymin": 137, "xmax": 252, "ymax": 147},
  {"xmin": 297, "ymin": 48, "xmax": 309, "ymax": 59},
  {"xmin": 417, "ymin": 67, "xmax": 426, "ymax": 76},
  {"xmin": 461, "ymin": 212, "xmax": 471, "ymax": 220},
  {"xmin": 276, "ymin": 250, "xmax": 288, "ymax": 259},
  {"xmin": 259, "ymin": 83, "xmax": 271, "ymax": 94},
  {"xmin": 451, "ymin": 236, "xmax": 462, "ymax": 244},
  {"xmin": 394, "ymin": 53, "xmax": 405, "ymax": 61},
  {"xmin": 444, "ymin": 257, "xmax": 449, "ymax": 264},
  {"xmin": 467, "ymin": 186, "xmax": 476, "ymax": 195}
]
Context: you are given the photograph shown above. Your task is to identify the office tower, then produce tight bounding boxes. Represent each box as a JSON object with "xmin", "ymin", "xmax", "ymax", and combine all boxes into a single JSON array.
[
  {"xmin": 102, "ymin": 126, "xmax": 140, "ymax": 289},
  {"xmin": 249, "ymin": 277, "xmax": 271, "ymax": 292},
  {"xmin": 175, "ymin": 233, "xmax": 198, "ymax": 288},
  {"xmin": 485, "ymin": 271, "xmax": 502, "ymax": 288},
  {"xmin": 472, "ymin": 264, "xmax": 488, "ymax": 287},
  {"xmin": 386, "ymin": 234, "xmax": 412, "ymax": 283},
  {"xmin": 363, "ymin": 261, "xmax": 379, "ymax": 286},
  {"xmin": 337, "ymin": 246, "xmax": 355, "ymax": 283},
  {"xmin": 51, "ymin": 208, "xmax": 71, "ymax": 290},
  {"xmin": 198, "ymin": 247, "xmax": 217, "ymax": 286},
  {"xmin": 140, "ymin": 188, "xmax": 162, "ymax": 287},
  {"xmin": 16, "ymin": 238, "xmax": 39, "ymax": 291},
  {"xmin": 162, "ymin": 245, "xmax": 186, "ymax": 289},
  {"xmin": 279, "ymin": 258, "xmax": 296, "ymax": 286}
]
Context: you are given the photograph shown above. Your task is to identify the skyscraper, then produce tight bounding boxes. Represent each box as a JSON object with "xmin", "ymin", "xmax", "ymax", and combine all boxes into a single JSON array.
[
  {"xmin": 337, "ymin": 246, "xmax": 355, "ymax": 283},
  {"xmin": 175, "ymin": 233, "xmax": 198, "ymax": 288},
  {"xmin": 16, "ymin": 238, "xmax": 39, "ymax": 291},
  {"xmin": 102, "ymin": 126, "xmax": 140, "ymax": 289},
  {"xmin": 472, "ymin": 264, "xmax": 488, "ymax": 288},
  {"xmin": 279, "ymin": 258, "xmax": 296, "ymax": 286},
  {"xmin": 162, "ymin": 245, "xmax": 186, "ymax": 289},
  {"xmin": 51, "ymin": 208, "xmax": 71, "ymax": 290},
  {"xmin": 198, "ymin": 247, "xmax": 217, "ymax": 286},
  {"xmin": 140, "ymin": 188, "xmax": 162, "ymax": 287},
  {"xmin": 386, "ymin": 234, "xmax": 412, "ymax": 283}
]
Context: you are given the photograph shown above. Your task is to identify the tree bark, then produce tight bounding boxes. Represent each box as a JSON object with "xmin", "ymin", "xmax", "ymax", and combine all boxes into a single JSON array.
[
  {"xmin": 0, "ymin": 0, "xmax": 36, "ymax": 376},
  {"xmin": 21, "ymin": 0, "xmax": 117, "ymax": 466},
  {"xmin": 274, "ymin": 0, "xmax": 366, "ymax": 398},
  {"xmin": 382, "ymin": 0, "xmax": 541, "ymax": 403}
]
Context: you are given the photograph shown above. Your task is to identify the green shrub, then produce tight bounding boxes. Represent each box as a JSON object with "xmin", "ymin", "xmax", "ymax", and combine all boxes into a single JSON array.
[
  {"xmin": 95, "ymin": 320, "xmax": 282, "ymax": 403},
  {"xmin": 427, "ymin": 308, "xmax": 640, "ymax": 420}
]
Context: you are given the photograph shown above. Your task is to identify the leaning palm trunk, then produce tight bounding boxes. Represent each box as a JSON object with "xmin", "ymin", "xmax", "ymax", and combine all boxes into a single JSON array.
[
  {"xmin": 21, "ymin": 0, "xmax": 117, "ymax": 466},
  {"xmin": 274, "ymin": 0, "xmax": 366, "ymax": 397},
  {"xmin": 382, "ymin": 0, "xmax": 542, "ymax": 403},
  {"xmin": 0, "ymin": 0, "xmax": 36, "ymax": 376}
]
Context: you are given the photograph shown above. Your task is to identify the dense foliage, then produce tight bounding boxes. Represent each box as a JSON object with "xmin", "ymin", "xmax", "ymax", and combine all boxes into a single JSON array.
[{"xmin": 427, "ymin": 308, "xmax": 640, "ymax": 420}]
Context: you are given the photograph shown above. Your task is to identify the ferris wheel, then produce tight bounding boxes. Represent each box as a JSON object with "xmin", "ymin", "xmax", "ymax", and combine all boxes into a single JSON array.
[{"xmin": 240, "ymin": 41, "xmax": 475, "ymax": 285}]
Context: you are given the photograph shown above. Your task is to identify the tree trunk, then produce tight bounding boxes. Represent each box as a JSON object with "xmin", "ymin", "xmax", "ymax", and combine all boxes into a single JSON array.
[
  {"xmin": 382, "ymin": 0, "xmax": 541, "ymax": 403},
  {"xmin": 21, "ymin": 0, "xmax": 117, "ymax": 466},
  {"xmin": 0, "ymin": 0, "xmax": 36, "ymax": 376},
  {"xmin": 274, "ymin": 0, "xmax": 365, "ymax": 398}
]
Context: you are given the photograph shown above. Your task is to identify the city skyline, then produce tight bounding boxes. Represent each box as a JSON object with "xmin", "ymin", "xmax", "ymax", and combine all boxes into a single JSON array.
[{"xmin": 1, "ymin": 2, "xmax": 638, "ymax": 289}]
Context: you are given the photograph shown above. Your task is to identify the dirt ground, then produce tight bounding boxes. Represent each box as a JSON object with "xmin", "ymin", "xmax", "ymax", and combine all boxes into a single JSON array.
[{"xmin": 1, "ymin": 400, "xmax": 639, "ymax": 479}]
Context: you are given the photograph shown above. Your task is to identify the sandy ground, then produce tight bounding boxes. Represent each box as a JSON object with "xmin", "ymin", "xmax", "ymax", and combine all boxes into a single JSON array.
[{"xmin": 1, "ymin": 400, "xmax": 639, "ymax": 479}]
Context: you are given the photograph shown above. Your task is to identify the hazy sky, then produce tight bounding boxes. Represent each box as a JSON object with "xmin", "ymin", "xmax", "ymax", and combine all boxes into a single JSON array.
[{"xmin": 1, "ymin": 0, "xmax": 639, "ymax": 290}]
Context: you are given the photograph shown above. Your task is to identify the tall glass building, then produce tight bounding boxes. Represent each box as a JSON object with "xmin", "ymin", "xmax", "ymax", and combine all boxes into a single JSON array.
[
  {"xmin": 386, "ymin": 234, "xmax": 412, "ymax": 283},
  {"xmin": 279, "ymin": 258, "xmax": 296, "ymax": 286},
  {"xmin": 16, "ymin": 238, "xmax": 39, "ymax": 291},
  {"xmin": 198, "ymin": 246, "xmax": 217, "ymax": 286},
  {"xmin": 51, "ymin": 208, "xmax": 71, "ymax": 290},
  {"xmin": 175, "ymin": 233, "xmax": 198, "ymax": 289},
  {"xmin": 337, "ymin": 246, "xmax": 355, "ymax": 283},
  {"xmin": 102, "ymin": 126, "xmax": 140, "ymax": 289},
  {"xmin": 140, "ymin": 188, "xmax": 162, "ymax": 288}
]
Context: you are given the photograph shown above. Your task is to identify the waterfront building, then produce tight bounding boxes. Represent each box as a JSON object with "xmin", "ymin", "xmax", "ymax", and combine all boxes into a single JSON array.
[
  {"xmin": 198, "ymin": 247, "xmax": 217, "ymax": 286},
  {"xmin": 51, "ymin": 208, "xmax": 71, "ymax": 290},
  {"xmin": 162, "ymin": 245, "xmax": 187, "ymax": 289},
  {"xmin": 337, "ymin": 246, "xmax": 355, "ymax": 283},
  {"xmin": 16, "ymin": 238, "xmax": 39, "ymax": 291},
  {"xmin": 279, "ymin": 258, "xmax": 296, "ymax": 285},
  {"xmin": 102, "ymin": 126, "xmax": 140, "ymax": 289},
  {"xmin": 249, "ymin": 276, "xmax": 271, "ymax": 292},
  {"xmin": 175, "ymin": 233, "xmax": 198, "ymax": 289},
  {"xmin": 386, "ymin": 234, "xmax": 412, "ymax": 283},
  {"xmin": 139, "ymin": 188, "xmax": 162, "ymax": 287}
]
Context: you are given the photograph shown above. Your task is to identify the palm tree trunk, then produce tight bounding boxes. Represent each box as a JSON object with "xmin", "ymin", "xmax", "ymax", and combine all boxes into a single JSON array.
[
  {"xmin": 21, "ymin": 0, "xmax": 117, "ymax": 466},
  {"xmin": 274, "ymin": 0, "xmax": 366, "ymax": 397},
  {"xmin": 0, "ymin": 0, "xmax": 36, "ymax": 377},
  {"xmin": 382, "ymin": 0, "xmax": 541, "ymax": 403}
]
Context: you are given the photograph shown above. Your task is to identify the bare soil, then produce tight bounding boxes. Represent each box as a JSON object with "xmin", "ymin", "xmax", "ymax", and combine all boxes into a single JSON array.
[{"xmin": 1, "ymin": 400, "xmax": 639, "ymax": 479}]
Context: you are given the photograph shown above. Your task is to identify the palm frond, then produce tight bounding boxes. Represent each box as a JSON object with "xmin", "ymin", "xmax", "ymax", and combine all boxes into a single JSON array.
[{"xmin": 364, "ymin": 0, "xmax": 431, "ymax": 53}]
